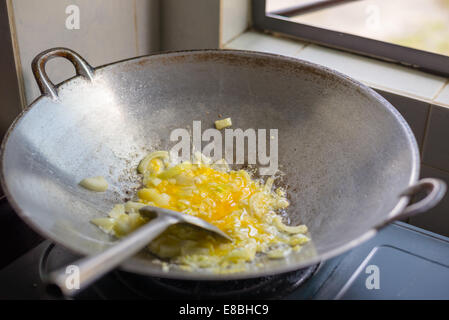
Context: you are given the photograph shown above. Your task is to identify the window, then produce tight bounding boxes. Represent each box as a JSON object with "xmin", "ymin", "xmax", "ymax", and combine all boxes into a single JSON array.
[{"xmin": 253, "ymin": 0, "xmax": 449, "ymax": 76}]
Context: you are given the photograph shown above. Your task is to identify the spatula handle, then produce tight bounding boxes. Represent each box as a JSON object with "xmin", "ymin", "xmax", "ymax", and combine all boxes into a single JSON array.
[{"xmin": 45, "ymin": 215, "xmax": 177, "ymax": 297}]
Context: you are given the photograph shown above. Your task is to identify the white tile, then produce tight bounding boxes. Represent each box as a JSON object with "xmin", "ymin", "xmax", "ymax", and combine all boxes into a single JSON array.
[
  {"xmin": 375, "ymin": 90, "xmax": 430, "ymax": 151},
  {"xmin": 434, "ymin": 82, "xmax": 449, "ymax": 106},
  {"xmin": 295, "ymin": 44, "xmax": 447, "ymax": 100},
  {"xmin": 221, "ymin": 0, "xmax": 250, "ymax": 45},
  {"xmin": 12, "ymin": 0, "xmax": 139, "ymax": 103},
  {"xmin": 422, "ymin": 105, "xmax": 449, "ymax": 172},
  {"xmin": 409, "ymin": 165, "xmax": 449, "ymax": 237},
  {"xmin": 225, "ymin": 31, "xmax": 306, "ymax": 57}
]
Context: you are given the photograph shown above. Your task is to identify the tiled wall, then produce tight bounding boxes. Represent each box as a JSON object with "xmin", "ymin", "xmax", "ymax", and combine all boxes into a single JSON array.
[
  {"xmin": 7, "ymin": 0, "xmax": 252, "ymax": 105},
  {"xmin": 10, "ymin": 0, "xmax": 160, "ymax": 104},
  {"xmin": 10, "ymin": 0, "xmax": 240, "ymax": 99},
  {"xmin": 375, "ymin": 91, "xmax": 449, "ymax": 236},
  {"xmin": 159, "ymin": 0, "xmax": 251, "ymax": 51},
  {"xmin": 221, "ymin": 0, "xmax": 251, "ymax": 45}
]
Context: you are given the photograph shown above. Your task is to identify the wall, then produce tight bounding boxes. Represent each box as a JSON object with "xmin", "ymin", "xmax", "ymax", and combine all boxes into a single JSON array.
[
  {"xmin": 6, "ymin": 0, "xmax": 251, "ymax": 105},
  {"xmin": 9, "ymin": 0, "xmax": 160, "ymax": 104},
  {"xmin": 221, "ymin": 0, "xmax": 251, "ymax": 45}
]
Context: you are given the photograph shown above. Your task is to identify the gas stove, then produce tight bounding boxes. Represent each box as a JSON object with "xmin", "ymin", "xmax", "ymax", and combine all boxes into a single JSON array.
[{"xmin": 1, "ymin": 196, "xmax": 449, "ymax": 300}]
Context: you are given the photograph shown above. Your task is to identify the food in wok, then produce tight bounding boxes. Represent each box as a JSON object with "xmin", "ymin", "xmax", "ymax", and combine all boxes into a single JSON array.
[{"xmin": 91, "ymin": 150, "xmax": 310, "ymax": 273}]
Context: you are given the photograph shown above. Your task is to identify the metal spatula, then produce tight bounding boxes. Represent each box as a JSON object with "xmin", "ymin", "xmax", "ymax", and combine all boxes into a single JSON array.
[{"xmin": 45, "ymin": 206, "xmax": 231, "ymax": 297}]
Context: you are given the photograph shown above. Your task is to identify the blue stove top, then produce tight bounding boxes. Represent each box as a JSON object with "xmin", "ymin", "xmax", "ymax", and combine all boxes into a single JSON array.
[{"xmin": 288, "ymin": 222, "xmax": 449, "ymax": 299}]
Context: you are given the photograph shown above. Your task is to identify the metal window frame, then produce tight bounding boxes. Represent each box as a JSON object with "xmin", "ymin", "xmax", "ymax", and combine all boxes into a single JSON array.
[
  {"xmin": 253, "ymin": 0, "xmax": 449, "ymax": 77},
  {"xmin": 269, "ymin": 0, "xmax": 359, "ymax": 17}
]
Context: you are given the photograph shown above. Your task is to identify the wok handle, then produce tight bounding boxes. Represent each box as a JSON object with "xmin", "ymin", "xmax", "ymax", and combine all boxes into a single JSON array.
[
  {"xmin": 32, "ymin": 47, "xmax": 94, "ymax": 100},
  {"xmin": 380, "ymin": 178, "xmax": 446, "ymax": 227},
  {"xmin": 44, "ymin": 215, "xmax": 178, "ymax": 298}
]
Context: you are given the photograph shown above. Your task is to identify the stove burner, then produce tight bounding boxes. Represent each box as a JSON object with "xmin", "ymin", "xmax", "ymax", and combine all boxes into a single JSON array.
[
  {"xmin": 40, "ymin": 243, "xmax": 319, "ymax": 299},
  {"xmin": 115, "ymin": 264, "xmax": 319, "ymax": 299}
]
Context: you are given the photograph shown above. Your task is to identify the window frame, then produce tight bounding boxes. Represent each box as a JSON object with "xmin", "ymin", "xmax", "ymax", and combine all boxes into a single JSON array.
[{"xmin": 252, "ymin": 0, "xmax": 449, "ymax": 77}]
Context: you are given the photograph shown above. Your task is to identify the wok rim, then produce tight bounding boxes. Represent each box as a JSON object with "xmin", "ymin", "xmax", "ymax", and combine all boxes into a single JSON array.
[{"xmin": 0, "ymin": 49, "xmax": 420, "ymax": 280}]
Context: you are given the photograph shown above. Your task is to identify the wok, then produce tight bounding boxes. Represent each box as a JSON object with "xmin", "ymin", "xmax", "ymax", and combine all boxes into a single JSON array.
[{"xmin": 1, "ymin": 48, "xmax": 446, "ymax": 280}]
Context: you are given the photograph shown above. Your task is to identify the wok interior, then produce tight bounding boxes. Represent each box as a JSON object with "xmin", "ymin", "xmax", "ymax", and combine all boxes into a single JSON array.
[{"xmin": 2, "ymin": 51, "xmax": 417, "ymax": 279}]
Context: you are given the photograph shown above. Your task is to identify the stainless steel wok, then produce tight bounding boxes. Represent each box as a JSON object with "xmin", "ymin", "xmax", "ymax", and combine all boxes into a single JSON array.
[{"xmin": 1, "ymin": 48, "xmax": 446, "ymax": 280}]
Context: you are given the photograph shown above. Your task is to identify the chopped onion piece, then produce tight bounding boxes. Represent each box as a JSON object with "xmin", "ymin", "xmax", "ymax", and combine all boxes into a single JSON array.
[{"xmin": 79, "ymin": 176, "xmax": 108, "ymax": 192}]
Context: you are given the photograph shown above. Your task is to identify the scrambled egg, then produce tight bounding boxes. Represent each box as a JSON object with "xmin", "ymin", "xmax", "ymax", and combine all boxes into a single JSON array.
[{"xmin": 92, "ymin": 151, "xmax": 309, "ymax": 273}]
